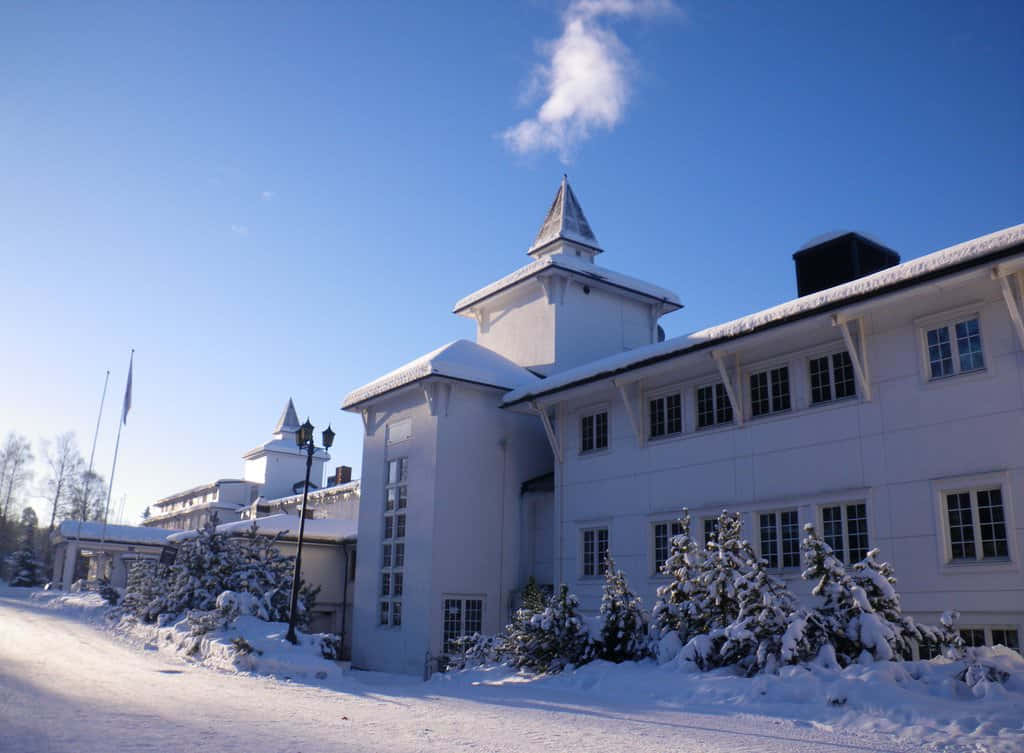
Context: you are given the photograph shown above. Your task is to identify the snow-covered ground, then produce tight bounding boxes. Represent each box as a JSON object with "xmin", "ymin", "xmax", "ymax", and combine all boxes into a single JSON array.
[{"xmin": 1, "ymin": 585, "xmax": 1021, "ymax": 753}]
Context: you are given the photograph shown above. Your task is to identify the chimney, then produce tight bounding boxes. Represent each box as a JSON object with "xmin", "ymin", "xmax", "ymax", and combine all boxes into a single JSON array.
[
  {"xmin": 793, "ymin": 232, "xmax": 900, "ymax": 297},
  {"xmin": 331, "ymin": 465, "xmax": 352, "ymax": 485}
]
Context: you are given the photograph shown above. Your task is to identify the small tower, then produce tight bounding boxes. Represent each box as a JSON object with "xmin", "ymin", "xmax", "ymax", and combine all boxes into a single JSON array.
[
  {"xmin": 528, "ymin": 175, "xmax": 603, "ymax": 263},
  {"xmin": 242, "ymin": 398, "xmax": 329, "ymax": 501},
  {"xmin": 453, "ymin": 177, "xmax": 681, "ymax": 374}
]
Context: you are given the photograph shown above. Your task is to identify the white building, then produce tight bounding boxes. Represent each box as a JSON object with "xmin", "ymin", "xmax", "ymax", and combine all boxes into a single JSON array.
[
  {"xmin": 145, "ymin": 399, "xmax": 334, "ymax": 530},
  {"xmin": 343, "ymin": 177, "xmax": 1024, "ymax": 673}
]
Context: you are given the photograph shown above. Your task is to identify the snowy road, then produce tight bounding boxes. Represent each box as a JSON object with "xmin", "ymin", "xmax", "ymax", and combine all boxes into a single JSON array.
[{"xmin": 0, "ymin": 591, "xmax": 924, "ymax": 753}]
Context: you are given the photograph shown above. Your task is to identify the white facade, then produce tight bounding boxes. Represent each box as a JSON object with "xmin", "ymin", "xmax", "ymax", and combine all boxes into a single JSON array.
[{"xmin": 343, "ymin": 177, "xmax": 1024, "ymax": 673}]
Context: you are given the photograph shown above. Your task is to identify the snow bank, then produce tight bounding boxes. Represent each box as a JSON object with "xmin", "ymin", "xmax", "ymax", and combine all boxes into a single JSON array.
[
  {"xmin": 436, "ymin": 650, "xmax": 1024, "ymax": 753},
  {"xmin": 36, "ymin": 589, "xmax": 345, "ymax": 684}
]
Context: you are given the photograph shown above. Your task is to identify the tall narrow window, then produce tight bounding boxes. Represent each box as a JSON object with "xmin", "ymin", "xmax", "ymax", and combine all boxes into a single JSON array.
[
  {"xmin": 750, "ymin": 366, "xmax": 790, "ymax": 417},
  {"xmin": 926, "ymin": 317, "xmax": 984, "ymax": 380},
  {"xmin": 697, "ymin": 382, "xmax": 733, "ymax": 428},
  {"xmin": 944, "ymin": 488, "xmax": 1008, "ymax": 562},
  {"xmin": 703, "ymin": 518, "xmax": 719, "ymax": 548},
  {"xmin": 380, "ymin": 457, "xmax": 407, "ymax": 627},
  {"xmin": 580, "ymin": 410, "xmax": 608, "ymax": 453},
  {"xmin": 810, "ymin": 351, "xmax": 856, "ymax": 405},
  {"xmin": 653, "ymin": 520, "xmax": 684, "ymax": 573},
  {"xmin": 649, "ymin": 393, "xmax": 682, "ymax": 439},
  {"xmin": 820, "ymin": 503, "xmax": 869, "ymax": 563},
  {"xmin": 582, "ymin": 527, "xmax": 609, "ymax": 576}
]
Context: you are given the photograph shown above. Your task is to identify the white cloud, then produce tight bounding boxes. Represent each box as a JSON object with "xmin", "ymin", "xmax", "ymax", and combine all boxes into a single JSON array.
[
  {"xmin": 503, "ymin": 0, "xmax": 677, "ymax": 162},
  {"xmin": 261, "ymin": 191, "xmax": 274, "ymax": 201},
  {"xmin": 230, "ymin": 224, "xmax": 249, "ymax": 236}
]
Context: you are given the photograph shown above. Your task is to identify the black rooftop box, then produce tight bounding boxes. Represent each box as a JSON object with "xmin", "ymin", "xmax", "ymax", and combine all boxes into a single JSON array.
[{"xmin": 793, "ymin": 232, "xmax": 900, "ymax": 297}]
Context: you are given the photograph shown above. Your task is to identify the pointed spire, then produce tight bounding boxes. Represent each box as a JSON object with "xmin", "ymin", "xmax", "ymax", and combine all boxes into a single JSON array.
[
  {"xmin": 274, "ymin": 398, "xmax": 300, "ymax": 434},
  {"xmin": 528, "ymin": 175, "xmax": 602, "ymax": 258}
]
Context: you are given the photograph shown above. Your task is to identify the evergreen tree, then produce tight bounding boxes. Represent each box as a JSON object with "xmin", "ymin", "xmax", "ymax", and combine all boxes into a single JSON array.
[
  {"xmin": 502, "ymin": 585, "xmax": 592, "ymax": 673},
  {"xmin": 520, "ymin": 576, "xmax": 547, "ymax": 614},
  {"xmin": 695, "ymin": 510, "xmax": 749, "ymax": 634},
  {"xmin": 651, "ymin": 509, "xmax": 704, "ymax": 641},
  {"xmin": 597, "ymin": 558, "xmax": 650, "ymax": 662},
  {"xmin": 6, "ymin": 529, "xmax": 44, "ymax": 587}
]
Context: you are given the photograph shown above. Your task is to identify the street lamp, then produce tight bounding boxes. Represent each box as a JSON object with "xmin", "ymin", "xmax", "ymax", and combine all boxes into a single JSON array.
[{"xmin": 285, "ymin": 418, "xmax": 335, "ymax": 644}]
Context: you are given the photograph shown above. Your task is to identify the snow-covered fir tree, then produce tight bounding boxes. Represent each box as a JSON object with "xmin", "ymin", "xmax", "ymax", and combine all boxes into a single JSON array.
[
  {"xmin": 503, "ymin": 585, "xmax": 592, "ymax": 673},
  {"xmin": 597, "ymin": 557, "xmax": 650, "ymax": 662},
  {"xmin": 520, "ymin": 576, "xmax": 547, "ymax": 615},
  {"xmin": 6, "ymin": 530, "xmax": 44, "ymax": 587},
  {"xmin": 695, "ymin": 510, "xmax": 749, "ymax": 634},
  {"xmin": 651, "ymin": 508, "xmax": 704, "ymax": 641}
]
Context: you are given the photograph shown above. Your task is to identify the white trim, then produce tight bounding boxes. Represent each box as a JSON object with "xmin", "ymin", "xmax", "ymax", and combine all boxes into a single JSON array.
[
  {"xmin": 932, "ymin": 471, "xmax": 1018, "ymax": 574},
  {"xmin": 577, "ymin": 402, "xmax": 611, "ymax": 457},
  {"xmin": 644, "ymin": 384, "xmax": 684, "ymax": 442}
]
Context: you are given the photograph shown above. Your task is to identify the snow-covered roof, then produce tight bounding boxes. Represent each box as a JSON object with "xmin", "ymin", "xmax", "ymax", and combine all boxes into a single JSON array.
[
  {"xmin": 154, "ymin": 479, "xmax": 256, "ymax": 507},
  {"xmin": 242, "ymin": 437, "xmax": 330, "ymax": 461},
  {"xmin": 54, "ymin": 520, "xmax": 178, "ymax": 546},
  {"xmin": 505, "ymin": 222, "xmax": 1024, "ymax": 405},
  {"xmin": 165, "ymin": 514, "xmax": 357, "ymax": 544},
  {"xmin": 342, "ymin": 339, "xmax": 541, "ymax": 410},
  {"xmin": 453, "ymin": 253, "xmax": 682, "ymax": 315},
  {"xmin": 529, "ymin": 176, "xmax": 602, "ymax": 256},
  {"xmin": 274, "ymin": 397, "xmax": 300, "ymax": 434}
]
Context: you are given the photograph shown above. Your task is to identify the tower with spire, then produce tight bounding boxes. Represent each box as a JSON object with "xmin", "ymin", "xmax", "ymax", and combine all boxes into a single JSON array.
[
  {"xmin": 453, "ymin": 176, "xmax": 682, "ymax": 375},
  {"xmin": 242, "ymin": 397, "xmax": 330, "ymax": 500}
]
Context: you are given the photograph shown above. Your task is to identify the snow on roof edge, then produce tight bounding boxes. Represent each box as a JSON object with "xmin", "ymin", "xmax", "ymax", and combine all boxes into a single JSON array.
[
  {"xmin": 165, "ymin": 514, "xmax": 357, "ymax": 544},
  {"xmin": 504, "ymin": 222, "xmax": 1024, "ymax": 405},
  {"xmin": 55, "ymin": 520, "xmax": 178, "ymax": 545},
  {"xmin": 453, "ymin": 255, "xmax": 681, "ymax": 314}
]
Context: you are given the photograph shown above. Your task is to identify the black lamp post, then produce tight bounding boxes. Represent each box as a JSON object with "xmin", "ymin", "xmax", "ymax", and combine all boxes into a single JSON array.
[{"xmin": 285, "ymin": 418, "xmax": 335, "ymax": 645}]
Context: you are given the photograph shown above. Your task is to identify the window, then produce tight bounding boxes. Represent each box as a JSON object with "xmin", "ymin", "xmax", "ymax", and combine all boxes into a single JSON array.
[
  {"xmin": 653, "ymin": 520, "xmax": 683, "ymax": 573},
  {"xmin": 703, "ymin": 518, "xmax": 719, "ymax": 548},
  {"xmin": 696, "ymin": 382, "xmax": 733, "ymax": 428},
  {"xmin": 649, "ymin": 393, "xmax": 682, "ymax": 439},
  {"xmin": 944, "ymin": 488, "xmax": 1009, "ymax": 562},
  {"xmin": 809, "ymin": 351, "xmax": 856, "ymax": 405},
  {"xmin": 992, "ymin": 628, "xmax": 1021, "ymax": 653},
  {"xmin": 580, "ymin": 410, "xmax": 608, "ymax": 453},
  {"xmin": 750, "ymin": 366, "xmax": 790, "ymax": 417},
  {"xmin": 959, "ymin": 628, "xmax": 986, "ymax": 648},
  {"xmin": 442, "ymin": 597, "xmax": 484, "ymax": 652},
  {"xmin": 925, "ymin": 317, "xmax": 984, "ymax": 380},
  {"xmin": 759, "ymin": 510, "xmax": 800, "ymax": 568},
  {"xmin": 380, "ymin": 458, "xmax": 407, "ymax": 627},
  {"xmin": 582, "ymin": 528, "xmax": 609, "ymax": 576},
  {"xmin": 820, "ymin": 503, "xmax": 869, "ymax": 563}
]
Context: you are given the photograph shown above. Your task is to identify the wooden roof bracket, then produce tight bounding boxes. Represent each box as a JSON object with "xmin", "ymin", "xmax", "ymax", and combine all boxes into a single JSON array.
[
  {"xmin": 832, "ymin": 313, "xmax": 872, "ymax": 401},
  {"xmin": 710, "ymin": 349, "xmax": 744, "ymax": 425},
  {"xmin": 992, "ymin": 266, "xmax": 1024, "ymax": 351},
  {"xmin": 531, "ymin": 400, "xmax": 563, "ymax": 465}
]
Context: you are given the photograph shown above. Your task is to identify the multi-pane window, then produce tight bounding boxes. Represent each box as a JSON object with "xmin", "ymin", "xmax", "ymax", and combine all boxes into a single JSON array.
[
  {"xmin": 926, "ymin": 317, "xmax": 984, "ymax": 379},
  {"xmin": 820, "ymin": 503, "xmax": 869, "ymax": 563},
  {"xmin": 809, "ymin": 351, "xmax": 856, "ymax": 405},
  {"xmin": 582, "ymin": 527, "xmax": 609, "ymax": 576},
  {"xmin": 653, "ymin": 520, "xmax": 684, "ymax": 573},
  {"xmin": 958, "ymin": 627, "xmax": 1020, "ymax": 655},
  {"xmin": 759, "ymin": 510, "xmax": 800, "ymax": 568},
  {"xmin": 442, "ymin": 597, "xmax": 484, "ymax": 653},
  {"xmin": 696, "ymin": 383, "xmax": 733, "ymax": 428},
  {"xmin": 750, "ymin": 366, "xmax": 790, "ymax": 417},
  {"xmin": 580, "ymin": 410, "xmax": 609, "ymax": 453},
  {"xmin": 992, "ymin": 628, "xmax": 1021, "ymax": 653},
  {"xmin": 380, "ymin": 458, "xmax": 407, "ymax": 627},
  {"xmin": 703, "ymin": 518, "xmax": 719, "ymax": 548},
  {"xmin": 649, "ymin": 393, "xmax": 682, "ymax": 439},
  {"xmin": 945, "ymin": 488, "xmax": 1009, "ymax": 562},
  {"xmin": 959, "ymin": 628, "xmax": 986, "ymax": 648}
]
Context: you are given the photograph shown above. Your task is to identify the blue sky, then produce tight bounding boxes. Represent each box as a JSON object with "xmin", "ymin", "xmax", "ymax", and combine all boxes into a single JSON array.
[{"xmin": 2, "ymin": 1, "xmax": 1021, "ymax": 523}]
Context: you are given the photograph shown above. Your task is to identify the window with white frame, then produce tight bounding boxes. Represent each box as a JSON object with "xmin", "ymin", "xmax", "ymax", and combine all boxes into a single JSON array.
[
  {"xmin": 924, "ymin": 316, "xmax": 985, "ymax": 380},
  {"xmin": 696, "ymin": 382, "xmax": 733, "ymax": 428},
  {"xmin": 956, "ymin": 626, "xmax": 1020, "ymax": 652},
  {"xmin": 649, "ymin": 392, "xmax": 682, "ymax": 439},
  {"xmin": 750, "ymin": 366, "xmax": 790, "ymax": 417},
  {"xmin": 759, "ymin": 510, "xmax": 801, "ymax": 568},
  {"xmin": 442, "ymin": 597, "xmax": 484, "ymax": 653},
  {"xmin": 580, "ymin": 410, "xmax": 608, "ymax": 453},
  {"xmin": 702, "ymin": 517, "xmax": 719, "ymax": 548},
  {"xmin": 944, "ymin": 487, "xmax": 1009, "ymax": 562},
  {"xmin": 582, "ymin": 527, "xmax": 609, "ymax": 576},
  {"xmin": 380, "ymin": 457, "xmax": 407, "ymax": 627},
  {"xmin": 820, "ymin": 503, "xmax": 869, "ymax": 563},
  {"xmin": 652, "ymin": 520, "xmax": 683, "ymax": 573},
  {"xmin": 809, "ymin": 351, "xmax": 856, "ymax": 404}
]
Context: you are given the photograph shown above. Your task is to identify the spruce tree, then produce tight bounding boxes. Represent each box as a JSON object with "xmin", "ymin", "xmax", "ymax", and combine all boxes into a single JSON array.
[
  {"xmin": 6, "ymin": 530, "xmax": 44, "ymax": 587},
  {"xmin": 696, "ymin": 510, "xmax": 748, "ymax": 633},
  {"xmin": 652, "ymin": 509, "xmax": 703, "ymax": 641},
  {"xmin": 597, "ymin": 558, "xmax": 650, "ymax": 662},
  {"xmin": 503, "ymin": 585, "xmax": 592, "ymax": 673}
]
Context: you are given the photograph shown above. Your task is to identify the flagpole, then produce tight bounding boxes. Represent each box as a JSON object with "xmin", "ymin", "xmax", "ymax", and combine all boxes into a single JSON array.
[
  {"xmin": 76, "ymin": 370, "xmax": 110, "ymax": 546},
  {"xmin": 101, "ymin": 349, "xmax": 133, "ymax": 543}
]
